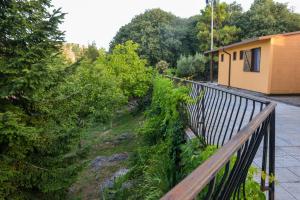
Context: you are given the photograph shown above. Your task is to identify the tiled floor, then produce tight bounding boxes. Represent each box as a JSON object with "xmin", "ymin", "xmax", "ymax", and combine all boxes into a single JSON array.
[
  {"xmin": 255, "ymin": 102, "xmax": 300, "ymax": 200},
  {"xmin": 210, "ymin": 85, "xmax": 300, "ymax": 199}
]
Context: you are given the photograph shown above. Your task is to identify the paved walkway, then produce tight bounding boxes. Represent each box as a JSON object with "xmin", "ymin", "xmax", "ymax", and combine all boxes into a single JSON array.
[
  {"xmin": 253, "ymin": 102, "xmax": 300, "ymax": 200},
  {"xmin": 190, "ymin": 84, "xmax": 300, "ymax": 199}
]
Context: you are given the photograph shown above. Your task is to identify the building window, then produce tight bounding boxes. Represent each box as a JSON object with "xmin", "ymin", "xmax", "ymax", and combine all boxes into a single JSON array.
[
  {"xmin": 221, "ymin": 54, "xmax": 224, "ymax": 62},
  {"xmin": 240, "ymin": 50, "xmax": 244, "ymax": 60},
  {"xmin": 233, "ymin": 52, "xmax": 237, "ymax": 60},
  {"xmin": 243, "ymin": 48, "xmax": 261, "ymax": 72}
]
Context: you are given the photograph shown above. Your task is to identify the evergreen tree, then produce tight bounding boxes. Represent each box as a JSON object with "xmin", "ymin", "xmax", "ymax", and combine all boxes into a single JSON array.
[{"xmin": 0, "ymin": 1, "xmax": 80, "ymax": 198}]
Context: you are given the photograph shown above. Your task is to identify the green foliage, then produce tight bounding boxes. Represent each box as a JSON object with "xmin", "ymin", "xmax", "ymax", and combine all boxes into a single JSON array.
[
  {"xmin": 139, "ymin": 77, "xmax": 189, "ymax": 145},
  {"xmin": 99, "ymin": 41, "xmax": 152, "ymax": 98},
  {"xmin": 183, "ymin": 15, "xmax": 202, "ymax": 54},
  {"xmin": 103, "ymin": 76, "xmax": 190, "ymax": 199},
  {"xmin": 0, "ymin": 2, "xmax": 151, "ymax": 198},
  {"xmin": 135, "ymin": 141, "xmax": 176, "ymax": 200},
  {"xmin": 68, "ymin": 110, "xmax": 144, "ymax": 199},
  {"xmin": 109, "ymin": 1, "xmax": 300, "ymax": 70},
  {"xmin": 38, "ymin": 60, "xmax": 126, "ymax": 124},
  {"xmin": 103, "ymin": 77, "xmax": 266, "ymax": 199},
  {"xmin": 165, "ymin": 68, "xmax": 176, "ymax": 76},
  {"xmin": 196, "ymin": 2, "xmax": 242, "ymax": 52},
  {"xmin": 176, "ymin": 55, "xmax": 196, "ymax": 78},
  {"xmin": 0, "ymin": 0, "xmax": 77, "ymax": 198},
  {"xmin": 243, "ymin": 168, "xmax": 266, "ymax": 200},
  {"xmin": 0, "ymin": 0, "xmax": 65, "ymax": 98},
  {"xmin": 180, "ymin": 138, "xmax": 215, "ymax": 178},
  {"xmin": 110, "ymin": 9, "xmax": 196, "ymax": 66},
  {"xmin": 155, "ymin": 60, "xmax": 169, "ymax": 74},
  {"xmin": 176, "ymin": 53, "xmax": 206, "ymax": 79},
  {"xmin": 235, "ymin": 0, "xmax": 300, "ymax": 39},
  {"xmin": 1, "ymin": 0, "xmax": 291, "ymax": 198},
  {"xmin": 180, "ymin": 138, "xmax": 265, "ymax": 200},
  {"xmin": 196, "ymin": 0, "xmax": 300, "ymax": 50}
]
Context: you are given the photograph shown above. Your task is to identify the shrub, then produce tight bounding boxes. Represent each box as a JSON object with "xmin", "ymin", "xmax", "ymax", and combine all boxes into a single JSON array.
[
  {"xmin": 165, "ymin": 68, "xmax": 176, "ymax": 76},
  {"xmin": 103, "ymin": 76, "xmax": 190, "ymax": 199},
  {"xmin": 97, "ymin": 41, "xmax": 152, "ymax": 98},
  {"xmin": 180, "ymin": 138, "xmax": 265, "ymax": 200},
  {"xmin": 155, "ymin": 60, "xmax": 169, "ymax": 74},
  {"xmin": 176, "ymin": 53, "xmax": 206, "ymax": 79},
  {"xmin": 176, "ymin": 55, "xmax": 195, "ymax": 78}
]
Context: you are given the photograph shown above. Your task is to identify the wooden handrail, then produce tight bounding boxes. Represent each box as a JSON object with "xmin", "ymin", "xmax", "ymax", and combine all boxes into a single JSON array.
[{"xmin": 161, "ymin": 102, "xmax": 276, "ymax": 200}]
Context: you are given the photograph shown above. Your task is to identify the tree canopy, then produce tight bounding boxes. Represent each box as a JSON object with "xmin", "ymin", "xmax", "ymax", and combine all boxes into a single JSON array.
[
  {"xmin": 0, "ymin": 0, "xmax": 72, "ymax": 198},
  {"xmin": 196, "ymin": 2, "xmax": 242, "ymax": 52},
  {"xmin": 97, "ymin": 41, "xmax": 152, "ymax": 98},
  {"xmin": 109, "ymin": 9, "xmax": 196, "ymax": 66},
  {"xmin": 110, "ymin": 0, "xmax": 300, "ymax": 71},
  {"xmin": 235, "ymin": 0, "xmax": 300, "ymax": 39}
]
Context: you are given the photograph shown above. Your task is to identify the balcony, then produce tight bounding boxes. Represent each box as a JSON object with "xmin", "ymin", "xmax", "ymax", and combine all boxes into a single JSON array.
[{"xmin": 162, "ymin": 77, "xmax": 276, "ymax": 200}]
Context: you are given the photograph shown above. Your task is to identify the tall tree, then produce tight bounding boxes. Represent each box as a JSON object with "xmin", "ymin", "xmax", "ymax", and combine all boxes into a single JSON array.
[
  {"xmin": 236, "ymin": 0, "xmax": 300, "ymax": 39},
  {"xmin": 0, "ymin": 1, "xmax": 81, "ymax": 198},
  {"xmin": 100, "ymin": 41, "xmax": 151, "ymax": 98},
  {"xmin": 196, "ymin": 2, "xmax": 242, "ymax": 52},
  {"xmin": 183, "ymin": 15, "xmax": 202, "ymax": 54},
  {"xmin": 109, "ymin": 9, "xmax": 193, "ymax": 66}
]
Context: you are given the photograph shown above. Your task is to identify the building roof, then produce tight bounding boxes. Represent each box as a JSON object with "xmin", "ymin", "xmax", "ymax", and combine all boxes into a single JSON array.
[{"xmin": 204, "ymin": 31, "xmax": 300, "ymax": 54}]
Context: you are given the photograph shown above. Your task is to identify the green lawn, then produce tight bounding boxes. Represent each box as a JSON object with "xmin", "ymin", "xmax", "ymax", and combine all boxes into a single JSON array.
[{"xmin": 67, "ymin": 110, "xmax": 144, "ymax": 200}]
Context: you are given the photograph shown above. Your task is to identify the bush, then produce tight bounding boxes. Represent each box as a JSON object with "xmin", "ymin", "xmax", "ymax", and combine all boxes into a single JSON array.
[
  {"xmin": 103, "ymin": 76, "xmax": 190, "ymax": 199},
  {"xmin": 98, "ymin": 41, "xmax": 152, "ymax": 98},
  {"xmin": 180, "ymin": 138, "xmax": 265, "ymax": 200},
  {"xmin": 176, "ymin": 53, "xmax": 206, "ymax": 79},
  {"xmin": 155, "ymin": 60, "xmax": 169, "ymax": 74},
  {"xmin": 165, "ymin": 68, "xmax": 176, "ymax": 76}
]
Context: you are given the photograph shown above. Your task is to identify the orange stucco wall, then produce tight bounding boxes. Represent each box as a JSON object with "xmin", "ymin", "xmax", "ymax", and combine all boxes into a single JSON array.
[
  {"xmin": 269, "ymin": 35, "xmax": 300, "ymax": 94},
  {"xmin": 218, "ymin": 40, "xmax": 272, "ymax": 94}
]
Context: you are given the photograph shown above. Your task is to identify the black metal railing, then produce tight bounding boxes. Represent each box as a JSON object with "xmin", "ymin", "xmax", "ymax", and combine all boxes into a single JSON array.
[{"xmin": 162, "ymin": 77, "xmax": 276, "ymax": 200}]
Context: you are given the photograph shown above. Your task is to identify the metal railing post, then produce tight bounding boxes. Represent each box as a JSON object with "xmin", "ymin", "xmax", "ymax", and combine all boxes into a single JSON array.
[
  {"xmin": 269, "ymin": 110, "xmax": 275, "ymax": 200},
  {"xmin": 200, "ymin": 85, "xmax": 206, "ymax": 138},
  {"xmin": 261, "ymin": 127, "xmax": 268, "ymax": 191}
]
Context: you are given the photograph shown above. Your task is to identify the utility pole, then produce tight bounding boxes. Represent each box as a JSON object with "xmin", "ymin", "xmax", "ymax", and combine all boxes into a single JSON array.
[
  {"xmin": 210, "ymin": 0, "xmax": 214, "ymax": 51},
  {"xmin": 209, "ymin": 0, "xmax": 214, "ymax": 82}
]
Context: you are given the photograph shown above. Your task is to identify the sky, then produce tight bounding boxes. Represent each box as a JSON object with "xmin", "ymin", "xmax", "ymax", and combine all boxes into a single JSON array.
[{"xmin": 51, "ymin": 0, "xmax": 300, "ymax": 50}]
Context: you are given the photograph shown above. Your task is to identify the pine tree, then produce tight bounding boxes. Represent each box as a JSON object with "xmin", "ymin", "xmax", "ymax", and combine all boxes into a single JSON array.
[{"xmin": 0, "ymin": 1, "xmax": 80, "ymax": 199}]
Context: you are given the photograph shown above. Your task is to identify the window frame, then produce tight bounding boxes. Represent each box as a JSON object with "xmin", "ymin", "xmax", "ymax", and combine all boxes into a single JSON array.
[
  {"xmin": 243, "ymin": 47, "xmax": 261, "ymax": 73},
  {"xmin": 240, "ymin": 50, "xmax": 244, "ymax": 60},
  {"xmin": 233, "ymin": 51, "xmax": 237, "ymax": 61},
  {"xmin": 251, "ymin": 48, "xmax": 261, "ymax": 72}
]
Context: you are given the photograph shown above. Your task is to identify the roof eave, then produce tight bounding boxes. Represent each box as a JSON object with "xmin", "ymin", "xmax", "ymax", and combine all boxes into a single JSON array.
[{"xmin": 204, "ymin": 37, "xmax": 272, "ymax": 55}]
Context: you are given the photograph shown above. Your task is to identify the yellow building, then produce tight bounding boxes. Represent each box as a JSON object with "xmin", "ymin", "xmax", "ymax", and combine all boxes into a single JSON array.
[{"xmin": 211, "ymin": 31, "xmax": 300, "ymax": 94}]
